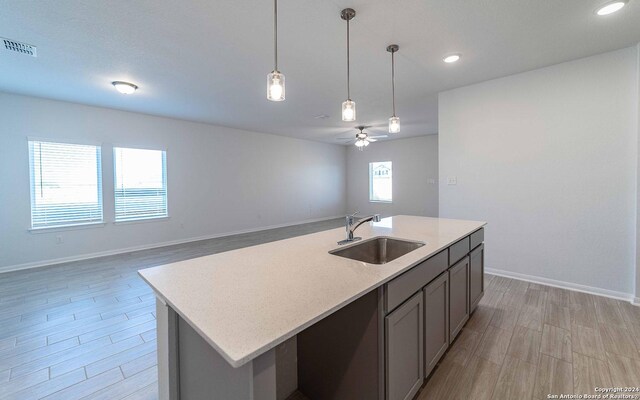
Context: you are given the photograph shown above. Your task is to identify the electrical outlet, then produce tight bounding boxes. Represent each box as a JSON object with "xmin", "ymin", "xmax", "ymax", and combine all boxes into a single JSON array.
[
  {"xmin": 55, "ymin": 236, "xmax": 63, "ymax": 244},
  {"xmin": 447, "ymin": 177, "xmax": 457, "ymax": 185},
  {"xmin": 428, "ymin": 178, "xmax": 436, "ymax": 184}
]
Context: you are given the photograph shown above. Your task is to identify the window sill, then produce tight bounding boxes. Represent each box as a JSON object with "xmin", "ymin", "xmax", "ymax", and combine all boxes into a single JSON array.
[
  {"xmin": 113, "ymin": 216, "xmax": 170, "ymax": 226},
  {"xmin": 29, "ymin": 222, "xmax": 106, "ymax": 234},
  {"xmin": 369, "ymin": 200, "xmax": 393, "ymax": 204}
]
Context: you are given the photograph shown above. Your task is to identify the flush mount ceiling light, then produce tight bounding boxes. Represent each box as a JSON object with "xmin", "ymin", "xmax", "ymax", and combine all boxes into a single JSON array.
[
  {"xmin": 443, "ymin": 54, "xmax": 461, "ymax": 63},
  {"xmin": 341, "ymin": 8, "xmax": 357, "ymax": 122},
  {"xmin": 111, "ymin": 81, "xmax": 138, "ymax": 94},
  {"xmin": 595, "ymin": 0, "xmax": 628, "ymax": 15},
  {"xmin": 267, "ymin": 0, "xmax": 285, "ymax": 101},
  {"xmin": 387, "ymin": 44, "xmax": 400, "ymax": 134}
]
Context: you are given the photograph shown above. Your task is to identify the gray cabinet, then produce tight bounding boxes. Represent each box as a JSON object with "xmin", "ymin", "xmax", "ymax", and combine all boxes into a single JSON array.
[
  {"xmin": 470, "ymin": 228, "xmax": 484, "ymax": 250},
  {"xmin": 449, "ymin": 237, "xmax": 470, "ymax": 266},
  {"xmin": 385, "ymin": 292, "xmax": 424, "ymax": 400},
  {"xmin": 448, "ymin": 256, "xmax": 469, "ymax": 342},
  {"xmin": 423, "ymin": 272, "xmax": 449, "ymax": 379},
  {"xmin": 469, "ymin": 243, "xmax": 484, "ymax": 312},
  {"xmin": 379, "ymin": 229, "xmax": 485, "ymax": 399},
  {"xmin": 385, "ymin": 250, "xmax": 448, "ymax": 313}
]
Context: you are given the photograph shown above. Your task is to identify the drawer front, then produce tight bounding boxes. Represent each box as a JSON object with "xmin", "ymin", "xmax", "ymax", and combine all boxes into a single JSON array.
[
  {"xmin": 385, "ymin": 250, "xmax": 448, "ymax": 313},
  {"xmin": 470, "ymin": 228, "xmax": 484, "ymax": 250},
  {"xmin": 449, "ymin": 237, "xmax": 470, "ymax": 266}
]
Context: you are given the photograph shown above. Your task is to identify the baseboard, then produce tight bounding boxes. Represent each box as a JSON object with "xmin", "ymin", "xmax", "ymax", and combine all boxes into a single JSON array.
[
  {"xmin": 633, "ymin": 297, "xmax": 640, "ymax": 306},
  {"xmin": 485, "ymin": 267, "xmax": 636, "ymax": 304},
  {"xmin": 0, "ymin": 215, "xmax": 343, "ymax": 274}
]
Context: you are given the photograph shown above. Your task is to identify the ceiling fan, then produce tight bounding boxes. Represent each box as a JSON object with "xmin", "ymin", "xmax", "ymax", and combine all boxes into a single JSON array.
[{"xmin": 336, "ymin": 126, "xmax": 388, "ymax": 150}]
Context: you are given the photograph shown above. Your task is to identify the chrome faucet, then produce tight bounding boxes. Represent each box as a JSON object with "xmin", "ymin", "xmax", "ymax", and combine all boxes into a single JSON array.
[{"xmin": 338, "ymin": 211, "xmax": 381, "ymax": 245}]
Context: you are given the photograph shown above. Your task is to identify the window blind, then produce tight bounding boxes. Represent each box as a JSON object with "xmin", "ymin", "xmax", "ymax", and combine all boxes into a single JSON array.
[
  {"xmin": 114, "ymin": 147, "xmax": 167, "ymax": 222},
  {"xmin": 28, "ymin": 140, "xmax": 103, "ymax": 229}
]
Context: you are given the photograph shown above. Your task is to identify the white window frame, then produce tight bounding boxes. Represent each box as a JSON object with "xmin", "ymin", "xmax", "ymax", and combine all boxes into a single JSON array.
[
  {"xmin": 113, "ymin": 146, "xmax": 168, "ymax": 223},
  {"xmin": 369, "ymin": 161, "xmax": 393, "ymax": 203},
  {"xmin": 28, "ymin": 138, "xmax": 104, "ymax": 231}
]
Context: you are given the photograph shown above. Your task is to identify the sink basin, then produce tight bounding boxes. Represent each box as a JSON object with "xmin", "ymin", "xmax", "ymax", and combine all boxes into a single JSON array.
[{"xmin": 329, "ymin": 236, "xmax": 425, "ymax": 265}]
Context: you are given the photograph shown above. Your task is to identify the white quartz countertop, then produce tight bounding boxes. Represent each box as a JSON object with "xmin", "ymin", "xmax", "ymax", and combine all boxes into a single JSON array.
[{"xmin": 138, "ymin": 215, "xmax": 485, "ymax": 368}]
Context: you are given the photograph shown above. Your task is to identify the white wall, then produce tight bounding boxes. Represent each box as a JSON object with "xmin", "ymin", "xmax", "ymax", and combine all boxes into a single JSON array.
[
  {"xmin": 439, "ymin": 47, "xmax": 639, "ymax": 298},
  {"xmin": 636, "ymin": 43, "xmax": 640, "ymax": 303},
  {"xmin": 0, "ymin": 93, "xmax": 347, "ymax": 270},
  {"xmin": 346, "ymin": 135, "xmax": 438, "ymax": 218}
]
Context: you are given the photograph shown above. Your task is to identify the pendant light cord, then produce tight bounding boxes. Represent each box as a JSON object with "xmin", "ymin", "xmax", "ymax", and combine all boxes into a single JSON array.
[
  {"xmin": 274, "ymin": 0, "xmax": 278, "ymax": 71},
  {"xmin": 391, "ymin": 50, "xmax": 396, "ymax": 116},
  {"xmin": 346, "ymin": 18, "xmax": 350, "ymax": 100}
]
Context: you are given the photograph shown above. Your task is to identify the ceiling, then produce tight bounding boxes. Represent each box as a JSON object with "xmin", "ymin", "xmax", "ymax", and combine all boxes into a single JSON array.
[{"xmin": 0, "ymin": 0, "xmax": 639, "ymax": 144}]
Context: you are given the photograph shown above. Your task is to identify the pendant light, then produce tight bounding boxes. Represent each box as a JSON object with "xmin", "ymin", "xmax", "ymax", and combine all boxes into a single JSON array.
[
  {"xmin": 387, "ymin": 44, "xmax": 400, "ymax": 133},
  {"xmin": 341, "ymin": 8, "xmax": 356, "ymax": 122},
  {"xmin": 267, "ymin": 0, "xmax": 285, "ymax": 101}
]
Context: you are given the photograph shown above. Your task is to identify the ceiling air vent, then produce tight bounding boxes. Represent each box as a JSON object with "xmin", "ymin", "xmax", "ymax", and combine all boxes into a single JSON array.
[{"xmin": 2, "ymin": 38, "xmax": 37, "ymax": 57}]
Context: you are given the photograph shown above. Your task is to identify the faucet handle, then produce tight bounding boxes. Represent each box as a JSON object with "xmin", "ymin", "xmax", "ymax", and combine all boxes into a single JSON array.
[
  {"xmin": 349, "ymin": 210, "xmax": 359, "ymax": 217},
  {"xmin": 373, "ymin": 214, "xmax": 381, "ymax": 222}
]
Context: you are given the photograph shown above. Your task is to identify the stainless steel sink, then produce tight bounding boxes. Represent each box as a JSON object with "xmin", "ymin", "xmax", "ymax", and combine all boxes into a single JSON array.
[{"xmin": 329, "ymin": 236, "xmax": 425, "ymax": 265}]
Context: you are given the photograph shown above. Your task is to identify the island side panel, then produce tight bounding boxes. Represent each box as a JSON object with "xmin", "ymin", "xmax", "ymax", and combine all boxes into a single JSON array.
[
  {"xmin": 156, "ymin": 297, "xmax": 179, "ymax": 400},
  {"xmin": 297, "ymin": 288, "xmax": 383, "ymax": 400},
  {"xmin": 156, "ymin": 297, "xmax": 278, "ymax": 400},
  {"xmin": 275, "ymin": 337, "xmax": 298, "ymax": 400}
]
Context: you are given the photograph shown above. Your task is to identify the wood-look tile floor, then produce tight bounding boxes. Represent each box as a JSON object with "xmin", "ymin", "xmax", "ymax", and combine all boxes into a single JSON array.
[
  {"xmin": 0, "ymin": 219, "xmax": 344, "ymax": 400},
  {"xmin": 3, "ymin": 221, "xmax": 639, "ymax": 400},
  {"xmin": 417, "ymin": 274, "xmax": 640, "ymax": 400}
]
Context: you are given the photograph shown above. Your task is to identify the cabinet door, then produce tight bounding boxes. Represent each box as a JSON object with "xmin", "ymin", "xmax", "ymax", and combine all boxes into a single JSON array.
[
  {"xmin": 385, "ymin": 292, "xmax": 424, "ymax": 400},
  {"xmin": 469, "ymin": 244, "xmax": 484, "ymax": 313},
  {"xmin": 449, "ymin": 256, "xmax": 469, "ymax": 342},
  {"xmin": 423, "ymin": 272, "xmax": 449, "ymax": 378}
]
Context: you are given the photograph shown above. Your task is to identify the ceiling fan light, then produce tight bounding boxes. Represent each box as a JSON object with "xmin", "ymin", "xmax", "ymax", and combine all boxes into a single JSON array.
[
  {"xmin": 267, "ymin": 71, "xmax": 285, "ymax": 101},
  {"xmin": 389, "ymin": 116, "xmax": 400, "ymax": 134},
  {"xmin": 355, "ymin": 139, "xmax": 365, "ymax": 147},
  {"xmin": 342, "ymin": 99, "xmax": 356, "ymax": 122}
]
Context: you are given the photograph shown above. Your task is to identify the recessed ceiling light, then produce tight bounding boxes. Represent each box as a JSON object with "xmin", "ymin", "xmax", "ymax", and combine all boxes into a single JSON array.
[
  {"xmin": 111, "ymin": 81, "xmax": 138, "ymax": 94},
  {"xmin": 443, "ymin": 54, "xmax": 461, "ymax": 63},
  {"xmin": 595, "ymin": 0, "xmax": 628, "ymax": 15}
]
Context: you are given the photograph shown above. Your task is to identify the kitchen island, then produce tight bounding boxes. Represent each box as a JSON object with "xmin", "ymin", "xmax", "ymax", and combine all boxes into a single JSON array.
[{"xmin": 139, "ymin": 215, "xmax": 486, "ymax": 400}]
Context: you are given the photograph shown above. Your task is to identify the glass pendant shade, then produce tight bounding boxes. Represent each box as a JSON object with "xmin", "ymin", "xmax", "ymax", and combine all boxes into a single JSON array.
[
  {"xmin": 267, "ymin": 71, "xmax": 285, "ymax": 101},
  {"xmin": 342, "ymin": 99, "xmax": 356, "ymax": 122},
  {"xmin": 389, "ymin": 116, "xmax": 400, "ymax": 134}
]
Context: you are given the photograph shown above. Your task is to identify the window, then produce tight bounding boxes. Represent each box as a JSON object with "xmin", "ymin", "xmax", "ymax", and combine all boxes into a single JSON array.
[
  {"xmin": 369, "ymin": 161, "xmax": 392, "ymax": 203},
  {"xmin": 114, "ymin": 147, "xmax": 167, "ymax": 222},
  {"xmin": 28, "ymin": 140, "xmax": 103, "ymax": 229}
]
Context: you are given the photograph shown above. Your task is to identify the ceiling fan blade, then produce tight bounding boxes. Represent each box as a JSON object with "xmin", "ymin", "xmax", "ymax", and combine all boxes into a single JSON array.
[
  {"xmin": 368, "ymin": 135, "xmax": 388, "ymax": 139},
  {"xmin": 336, "ymin": 136, "xmax": 354, "ymax": 141},
  {"xmin": 367, "ymin": 138, "xmax": 377, "ymax": 142}
]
